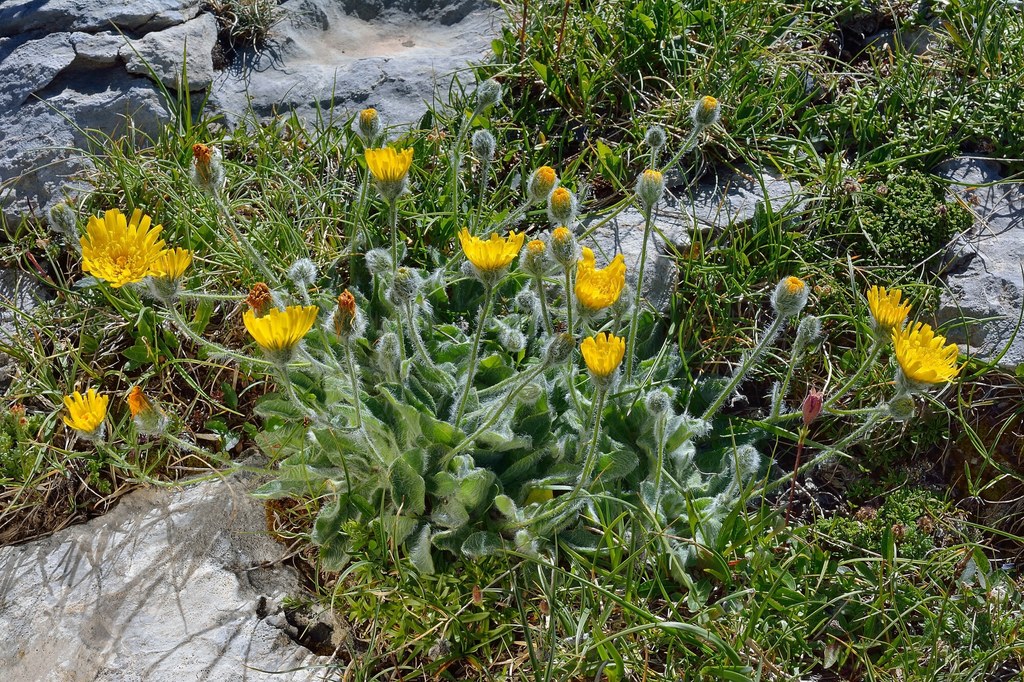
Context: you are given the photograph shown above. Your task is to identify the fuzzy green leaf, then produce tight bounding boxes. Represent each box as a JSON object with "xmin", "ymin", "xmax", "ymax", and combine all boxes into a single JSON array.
[
  {"xmin": 390, "ymin": 458, "xmax": 426, "ymax": 515},
  {"xmin": 409, "ymin": 524, "xmax": 435, "ymax": 574},
  {"xmin": 462, "ymin": 531, "xmax": 504, "ymax": 558}
]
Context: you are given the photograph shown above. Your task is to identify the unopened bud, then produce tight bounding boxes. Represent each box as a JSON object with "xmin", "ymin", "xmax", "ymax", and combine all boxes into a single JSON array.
[
  {"xmin": 246, "ymin": 282, "xmax": 273, "ymax": 317},
  {"xmin": 471, "ymin": 129, "xmax": 496, "ymax": 161},
  {"xmin": 801, "ymin": 389, "xmax": 824, "ymax": 427},
  {"xmin": 549, "ymin": 226, "xmax": 578, "ymax": 268},
  {"xmin": 127, "ymin": 386, "xmax": 169, "ymax": 436},
  {"xmin": 887, "ymin": 395, "xmax": 916, "ymax": 422},
  {"xmin": 376, "ymin": 331, "xmax": 401, "ymax": 377},
  {"xmin": 522, "ymin": 239, "xmax": 548, "ymax": 276},
  {"xmin": 691, "ymin": 96, "xmax": 721, "ymax": 128},
  {"xmin": 287, "ymin": 258, "xmax": 317, "ymax": 289},
  {"xmin": 644, "ymin": 125, "xmax": 667, "ymax": 150},
  {"xmin": 794, "ymin": 315, "xmax": 822, "ymax": 358},
  {"xmin": 635, "ymin": 169, "xmax": 665, "ymax": 213},
  {"xmin": 499, "ymin": 326, "xmax": 526, "ymax": 354},
  {"xmin": 771, "ymin": 276, "xmax": 810, "ymax": 318},
  {"xmin": 366, "ymin": 248, "xmax": 394, "ymax": 276},
  {"xmin": 645, "ymin": 389, "xmax": 672, "ymax": 416},
  {"xmin": 547, "ymin": 187, "xmax": 577, "ymax": 226},
  {"xmin": 734, "ymin": 444, "xmax": 762, "ymax": 483},
  {"xmin": 389, "ymin": 267, "xmax": 421, "ymax": 305},
  {"xmin": 356, "ymin": 108, "xmax": 383, "ymax": 145},
  {"xmin": 48, "ymin": 201, "xmax": 78, "ymax": 241},
  {"xmin": 610, "ymin": 282, "xmax": 634, "ymax": 318},
  {"xmin": 527, "ymin": 166, "xmax": 558, "ymax": 204},
  {"xmin": 332, "ymin": 290, "xmax": 364, "ymax": 340},
  {"xmin": 543, "ymin": 333, "xmax": 575, "ymax": 367},
  {"xmin": 475, "ymin": 79, "xmax": 502, "ymax": 110}
]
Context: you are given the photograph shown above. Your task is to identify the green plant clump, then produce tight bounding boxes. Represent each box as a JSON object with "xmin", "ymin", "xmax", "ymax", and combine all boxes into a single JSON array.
[
  {"xmin": 854, "ymin": 171, "xmax": 973, "ymax": 268},
  {"xmin": 0, "ymin": 405, "xmax": 45, "ymax": 482}
]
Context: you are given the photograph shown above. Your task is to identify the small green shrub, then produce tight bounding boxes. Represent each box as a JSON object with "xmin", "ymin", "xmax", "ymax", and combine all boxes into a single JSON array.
[
  {"xmin": 0, "ymin": 405, "xmax": 45, "ymax": 482},
  {"xmin": 853, "ymin": 171, "xmax": 972, "ymax": 268},
  {"xmin": 815, "ymin": 487, "xmax": 947, "ymax": 560}
]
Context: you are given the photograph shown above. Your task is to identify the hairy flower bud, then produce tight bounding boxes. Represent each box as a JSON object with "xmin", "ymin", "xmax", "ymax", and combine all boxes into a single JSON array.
[
  {"xmin": 48, "ymin": 201, "xmax": 78, "ymax": 242},
  {"xmin": 366, "ymin": 248, "xmax": 394, "ymax": 276},
  {"xmin": 522, "ymin": 239, "xmax": 548, "ymax": 277},
  {"xmin": 691, "ymin": 96, "xmax": 721, "ymax": 128},
  {"xmin": 734, "ymin": 444, "xmax": 762, "ymax": 483},
  {"xmin": 376, "ymin": 331, "xmax": 401, "ymax": 377},
  {"xmin": 246, "ymin": 282, "xmax": 273, "ymax": 317},
  {"xmin": 527, "ymin": 166, "xmax": 558, "ymax": 204},
  {"xmin": 887, "ymin": 395, "xmax": 916, "ymax": 422},
  {"xmin": 499, "ymin": 325, "xmax": 526, "ymax": 354},
  {"xmin": 389, "ymin": 266, "xmax": 421, "ymax": 305},
  {"xmin": 543, "ymin": 333, "xmax": 575, "ymax": 367},
  {"xmin": 645, "ymin": 389, "xmax": 672, "ymax": 416},
  {"xmin": 610, "ymin": 282, "xmax": 634, "ymax": 318},
  {"xmin": 471, "ymin": 129, "xmax": 496, "ymax": 161},
  {"xmin": 547, "ymin": 187, "xmax": 577, "ymax": 227},
  {"xmin": 771, "ymin": 276, "xmax": 810, "ymax": 318},
  {"xmin": 331, "ymin": 289, "xmax": 365, "ymax": 341},
  {"xmin": 793, "ymin": 315, "xmax": 822, "ymax": 359},
  {"xmin": 191, "ymin": 143, "xmax": 225, "ymax": 195},
  {"xmin": 635, "ymin": 169, "xmax": 665, "ymax": 214},
  {"xmin": 549, "ymin": 227, "xmax": 578, "ymax": 268},
  {"xmin": 475, "ymin": 79, "xmax": 502, "ymax": 110},
  {"xmin": 127, "ymin": 386, "xmax": 169, "ymax": 436},
  {"xmin": 355, "ymin": 107, "xmax": 383, "ymax": 145},
  {"xmin": 644, "ymin": 125, "xmax": 667, "ymax": 150},
  {"xmin": 287, "ymin": 258, "xmax": 317, "ymax": 289}
]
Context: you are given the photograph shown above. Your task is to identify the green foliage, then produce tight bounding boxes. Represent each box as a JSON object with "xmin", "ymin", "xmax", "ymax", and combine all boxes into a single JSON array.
[
  {"xmin": 0, "ymin": 406, "xmax": 46, "ymax": 482},
  {"xmin": 849, "ymin": 171, "xmax": 973, "ymax": 268}
]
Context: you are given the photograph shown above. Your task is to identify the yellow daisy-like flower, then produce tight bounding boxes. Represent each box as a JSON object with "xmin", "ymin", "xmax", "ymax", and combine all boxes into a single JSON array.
[
  {"xmin": 459, "ymin": 229, "xmax": 525, "ymax": 273},
  {"xmin": 243, "ymin": 305, "xmax": 319, "ymax": 353},
  {"xmin": 866, "ymin": 285, "xmax": 911, "ymax": 334},
  {"xmin": 81, "ymin": 208, "xmax": 166, "ymax": 287},
  {"xmin": 892, "ymin": 322, "xmax": 960, "ymax": 386},
  {"xmin": 581, "ymin": 332, "xmax": 626, "ymax": 379},
  {"xmin": 575, "ymin": 247, "xmax": 626, "ymax": 311},
  {"xmin": 63, "ymin": 388, "xmax": 109, "ymax": 435},
  {"xmin": 149, "ymin": 248, "xmax": 193, "ymax": 281},
  {"xmin": 527, "ymin": 239, "xmax": 546, "ymax": 255},
  {"xmin": 365, "ymin": 147, "xmax": 413, "ymax": 184}
]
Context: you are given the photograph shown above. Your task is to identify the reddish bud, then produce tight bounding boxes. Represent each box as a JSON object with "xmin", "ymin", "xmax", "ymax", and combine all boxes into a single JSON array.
[{"xmin": 802, "ymin": 389, "xmax": 824, "ymax": 427}]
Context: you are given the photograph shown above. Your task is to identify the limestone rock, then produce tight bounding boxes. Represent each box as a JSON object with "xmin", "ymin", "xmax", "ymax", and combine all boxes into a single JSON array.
[
  {"xmin": 935, "ymin": 158, "xmax": 1024, "ymax": 369},
  {"xmin": 208, "ymin": 0, "xmax": 500, "ymax": 127},
  {"xmin": 0, "ymin": 476, "xmax": 329, "ymax": 681},
  {"xmin": 0, "ymin": 269, "xmax": 52, "ymax": 345},
  {"xmin": 70, "ymin": 31, "xmax": 129, "ymax": 69},
  {"xmin": 0, "ymin": 0, "xmax": 200, "ymax": 38},
  {"xmin": 122, "ymin": 13, "xmax": 218, "ymax": 91},
  {"xmin": 0, "ymin": 33, "xmax": 77, "ymax": 111}
]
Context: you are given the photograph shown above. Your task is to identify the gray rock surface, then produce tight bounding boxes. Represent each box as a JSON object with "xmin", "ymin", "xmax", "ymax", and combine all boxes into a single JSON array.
[
  {"xmin": 122, "ymin": 13, "xmax": 219, "ymax": 90},
  {"xmin": 0, "ymin": 268, "xmax": 52, "ymax": 344},
  {"xmin": 935, "ymin": 158, "xmax": 1024, "ymax": 369},
  {"xmin": 209, "ymin": 0, "xmax": 499, "ymax": 127},
  {"xmin": 0, "ymin": 476, "xmax": 331, "ymax": 681},
  {"xmin": 0, "ymin": 0, "xmax": 200, "ymax": 37}
]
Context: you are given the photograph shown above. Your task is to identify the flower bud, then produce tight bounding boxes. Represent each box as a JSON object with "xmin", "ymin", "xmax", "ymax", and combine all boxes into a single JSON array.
[
  {"xmin": 771, "ymin": 276, "xmax": 810, "ymax": 318},
  {"xmin": 547, "ymin": 186, "xmax": 577, "ymax": 227},
  {"xmin": 471, "ymin": 129, "xmax": 496, "ymax": 161},
  {"xmin": 331, "ymin": 289, "xmax": 365, "ymax": 341},
  {"xmin": 793, "ymin": 315, "xmax": 822, "ymax": 359},
  {"xmin": 190, "ymin": 143, "xmax": 225, "ymax": 195},
  {"xmin": 522, "ymin": 239, "xmax": 548, "ymax": 277},
  {"xmin": 389, "ymin": 266, "xmax": 421, "ymax": 305},
  {"xmin": 887, "ymin": 395, "xmax": 916, "ymax": 422},
  {"xmin": 801, "ymin": 389, "xmax": 823, "ymax": 428},
  {"xmin": 543, "ymin": 332, "xmax": 575, "ymax": 367},
  {"xmin": 645, "ymin": 389, "xmax": 672, "ymax": 416},
  {"xmin": 246, "ymin": 282, "xmax": 273, "ymax": 317},
  {"xmin": 549, "ymin": 226, "xmax": 578, "ymax": 268},
  {"xmin": 127, "ymin": 386, "xmax": 169, "ymax": 436},
  {"xmin": 499, "ymin": 325, "xmax": 526, "ymax": 354},
  {"xmin": 366, "ymin": 248, "xmax": 394, "ymax": 276},
  {"xmin": 527, "ymin": 165, "xmax": 558, "ymax": 204},
  {"xmin": 287, "ymin": 258, "xmax": 317, "ymax": 290},
  {"xmin": 475, "ymin": 79, "xmax": 502, "ymax": 110},
  {"xmin": 48, "ymin": 201, "xmax": 78, "ymax": 242},
  {"xmin": 635, "ymin": 169, "xmax": 665, "ymax": 214},
  {"xmin": 355, "ymin": 107, "xmax": 383, "ymax": 145},
  {"xmin": 691, "ymin": 96, "xmax": 721, "ymax": 128},
  {"xmin": 734, "ymin": 444, "xmax": 761, "ymax": 483},
  {"xmin": 376, "ymin": 331, "xmax": 401, "ymax": 377},
  {"xmin": 644, "ymin": 125, "xmax": 667, "ymax": 150},
  {"xmin": 610, "ymin": 282, "xmax": 634, "ymax": 318}
]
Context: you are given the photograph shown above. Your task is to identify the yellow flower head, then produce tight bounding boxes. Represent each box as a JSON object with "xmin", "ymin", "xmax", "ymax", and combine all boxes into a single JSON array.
[
  {"xmin": 552, "ymin": 226, "xmax": 571, "ymax": 242},
  {"xmin": 892, "ymin": 322, "xmax": 959, "ymax": 387},
  {"xmin": 365, "ymin": 147, "xmax": 413, "ymax": 184},
  {"xmin": 149, "ymin": 248, "xmax": 192, "ymax": 281},
  {"xmin": 81, "ymin": 208, "xmax": 166, "ymax": 287},
  {"xmin": 783, "ymin": 276, "xmax": 806, "ymax": 295},
  {"xmin": 581, "ymin": 332, "xmax": 626, "ymax": 379},
  {"xmin": 575, "ymin": 247, "xmax": 627, "ymax": 311},
  {"xmin": 867, "ymin": 285, "xmax": 911, "ymax": 334},
  {"xmin": 63, "ymin": 388, "xmax": 109, "ymax": 435},
  {"xmin": 771, "ymin": 275, "xmax": 810, "ymax": 318},
  {"xmin": 359, "ymin": 108, "xmax": 378, "ymax": 129},
  {"xmin": 548, "ymin": 186, "xmax": 576, "ymax": 225},
  {"xmin": 243, "ymin": 305, "xmax": 318, "ymax": 354},
  {"xmin": 459, "ymin": 229, "xmax": 525, "ymax": 274},
  {"xmin": 700, "ymin": 96, "xmax": 719, "ymax": 113},
  {"xmin": 527, "ymin": 239, "xmax": 546, "ymax": 255},
  {"xmin": 126, "ymin": 386, "xmax": 152, "ymax": 418}
]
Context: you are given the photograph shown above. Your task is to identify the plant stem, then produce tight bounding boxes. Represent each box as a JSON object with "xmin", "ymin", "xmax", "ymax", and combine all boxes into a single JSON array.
[
  {"xmin": 534, "ymin": 274, "xmax": 553, "ymax": 336},
  {"xmin": 570, "ymin": 387, "xmax": 607, "ymax": 497},
  {"xmin": 473, "ymin": 158, "xmax": 490, "ymax": 236},
  {"xmin": 823, "ymin": 340, "xmax": 884, "ymax": 411},
  {"xmin": 165, "ymin": 305, "xmax": 273, "ymax": 368},
  {"xmin": 454, "ymin": 283, "xmax": 494, "ymax": 427},
  {"xmin": 701, "ymin": 315, "xmax": 786, "ymax": 423},
  {"xmin": 625, "ymin": 206, "xmax": 655, "ymax": 382},
  {"xmin": 651, "ymin": 411, "xmax": 667, "ymax": 511},
  {"xmin": 404, "ymin": 300, "xmax": 436, "ymax": 369},
  {"xmin": 389, "ymin": 198, "xmax": 400, "ymax": 274},
  {"xmin": 343, "ymin": 343, "xmax": 362, "ymax": 430},
  {"xmin": 564, "ymin": 266, "xmax": 575, "ymax": 335},
  {"xmin": 785, "ymin": 426, "xmax": 808, "ymax": 526}
]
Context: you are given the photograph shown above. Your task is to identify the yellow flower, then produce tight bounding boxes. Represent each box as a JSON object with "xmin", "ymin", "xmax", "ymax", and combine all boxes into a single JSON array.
[
  {"xmin": 575, "ymin": 247, "xmax": 626, "ymax": 311},
  {"xmin": 527, "ymin": 239, "xmax": 546, "ymax": 255},
  {"xmin": 243, "ymin": 305, "xmax": 319, "ymax": 353},
  {"xmin": 126, "ymin": 385, "xmax": 151, "ymax": 418},
  {"xmin": 783, "ymin": 276, "xmax": 806, "ymax": 294},
  {"xmin": 459, "ymin": 229, "xmax": 525, "ymax": 273},
  {"xmin": 63, "ymin": 388, "xmax": 109, "ymax": 435},
  {"xmin": 581, "ymin": 332, "xmax": 626, "ymax": 378},
  {"xmin": 81, "ymin": 208, "xmax": 166, "ymax": 287},
  {"xmin": 892, "ymin": 322, "xmax": 959, "ymax": 386},
  {"xmin": 149, "ymin": 248, "xmax": 192, "ymax": 281},
  {"xmin": 364, "ymin": 147, "xmax": 413, "ymax": 184},
  {"xmin": 700, "ymin": 96, "xmax": 719, "ymax": 113},
  {"xmin": 867, "ymin": 285, "xmax": 911, "ymax": 333}
]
